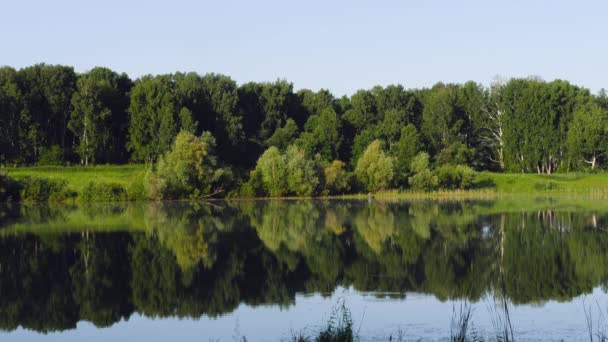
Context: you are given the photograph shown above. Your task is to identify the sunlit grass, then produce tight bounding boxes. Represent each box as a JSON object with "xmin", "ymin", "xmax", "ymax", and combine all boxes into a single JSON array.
[{"xmin": 4, "ymin": 164, "xmax": 147, "ymax": 194}]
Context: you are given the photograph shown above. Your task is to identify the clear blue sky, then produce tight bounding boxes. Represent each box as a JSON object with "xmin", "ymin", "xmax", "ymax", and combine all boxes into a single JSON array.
[{"xmin": 2, "ymin": 0, "xmax": 606, "ymax": 96}]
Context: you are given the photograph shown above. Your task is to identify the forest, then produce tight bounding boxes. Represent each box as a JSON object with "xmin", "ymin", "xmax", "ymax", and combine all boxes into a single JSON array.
[{"xmin": 2, "ymin": 63, "xmax": 608, "ymax": 198}]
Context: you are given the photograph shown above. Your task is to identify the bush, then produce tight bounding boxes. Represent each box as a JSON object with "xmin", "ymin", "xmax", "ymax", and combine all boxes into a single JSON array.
[
  {"xmin": 435, "ymin": 164, "xmax": 477, "ymax": 190},
  {"xmin": 409, "ymin": 169, "xmax": 438, "ymax": 191},
  {"xmin": 18, "ymin": 176, "xmax": 76, "ymax": 202},
  {"xmin": 408, "ymin": 152, "xmax": 438, "ymax": 191},
  {"xmin": 355, "ymin": 140, "xmax": 394, "ymax": 192},
  {"xmin": 80, "ymin": 182, "xmax": 128, "ymax": 202},
  {"xmin": 126, "ymin": 177, "xmax": 148, "ymax": 201},
  {"xmin": 151, "ymin": 131, "xmax": 222, "ymax": 199},
  {"xmin": 324, "ymin": 160, "xmax": 351, "ymax": 195},
  {"xmin": 36, "ymin": 145, "xmax": 64, "ymax": 166},
  {"xmin": 0, "ymin": 171, "xmax": 20, "ymax": 202}
]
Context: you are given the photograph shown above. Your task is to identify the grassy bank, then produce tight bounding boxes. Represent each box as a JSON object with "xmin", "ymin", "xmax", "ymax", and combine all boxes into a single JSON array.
[
  {"xmin": 6, "ymin": 165, "xmax": 147, "ymax": 194},
  {"xmin": 4, "ymin": 165, "xmax": 608, "ymax": 202}
]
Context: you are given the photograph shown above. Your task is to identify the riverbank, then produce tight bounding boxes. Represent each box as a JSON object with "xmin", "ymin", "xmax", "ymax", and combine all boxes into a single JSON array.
[{"xmin": 4, "ymin": 165, "xmax": 608, "ymax": 202}]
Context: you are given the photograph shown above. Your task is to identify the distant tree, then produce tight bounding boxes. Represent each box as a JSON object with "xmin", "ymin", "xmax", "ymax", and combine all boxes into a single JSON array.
[
  {"xmin": 148, "ymin": 131, "xmax": 221, "ymax": 199},
  {"xmin": 566, "ymin": 103, "xmax": 608, "ymax": 170},
  {"xmin": 17, "ymin": 64, "xmax": 77, "ymax": 161},
  {"xmin": 0, "ymin": 67, "xmax": 23, "ymax": 164},
  {"xmin": 355, "ymin": 140, "xmax": 394, "ymax": 192},
  {"xmin": 285, "ymin": 145, "xmax": 321, "ymax": 196},
  {"xmin": 297, "ymin": 107, "xmax": 342, "ymax": 161},
  {"xmin": 128, "ymin": 75, "xmax": 181, "ymax": 162},
  {"xmin": 421, "ymin": 84, "xmax": 465, "ymax": 155},
  {"xmin": 324, "ymin": 160, "xmax": 351, "ymax": 194},
  {"xmin": 266, "ymin": 119, "xmax": 299, "ymax": 150},
  {"xmin": 408, "ymin": 152, "xmax": 438, "ymax": 191},
  {"xmin": 254, "ymin": 146, "xmax": 288, "ymax": 196},
  {"xmin": 69, "ymin": 67, "xmax": 131, "ymax": 164},
  {"xmin": 392, "ymin": 124, "xmax": 421, "ymax": 186}
]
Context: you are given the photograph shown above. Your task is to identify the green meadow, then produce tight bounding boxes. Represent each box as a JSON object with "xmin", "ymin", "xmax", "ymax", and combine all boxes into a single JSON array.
[
  {"xmin": 5, "ymin": 165, "xmax": 608, "ymax": 201},
  {"xmin": 5, "ymin": 165, "xmax": 147, "ymax": 194}
]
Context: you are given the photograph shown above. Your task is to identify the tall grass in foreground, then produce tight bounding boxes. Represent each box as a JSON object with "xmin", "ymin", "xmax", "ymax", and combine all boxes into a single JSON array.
[
  {"xmin": 584, "ymin": 298, "xmax": 608, "ymax": 342},
  {"xmin": 224, "ymin": 296, "xmax": 608, "ymax": 341}
]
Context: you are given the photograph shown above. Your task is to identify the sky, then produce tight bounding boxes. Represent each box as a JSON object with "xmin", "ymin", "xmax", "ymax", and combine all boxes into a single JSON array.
[{"xmin": 2, "ymin": 0, "xmax": 607, "ymax": 96}]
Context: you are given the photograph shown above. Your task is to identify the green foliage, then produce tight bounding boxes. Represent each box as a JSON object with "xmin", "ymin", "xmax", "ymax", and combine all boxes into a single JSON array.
[
  {"xmin": 408, "ymin": 152, "xmax": 438, "ymax": 191},
  {"xmin": 285, "ymin": 145, "xmax": 322, "ymax": 197},
  {"xmin": 266, "ymin": 118, "xmax": 299, "ymax": 150},
  {"xmin": 315, "ymin": 301, "xmax": 354, "ymax": 342},
  {"xmin": 297, "ymin": 107, "xmax": 342, "ymax": 161},
  {"xmin": 566, "ymin": 102, "xmax": 608, "ymax": 170},
  {"xmin": 392, "ymin": 124, "xmax": 421, "ymax": 185},
  {"xmin": 35, "ymin": 145, "xmax": 64, "ymax": 166},
  {"xmin": 81, "ymin": 182, "xmax": 128, "ymax": 202},
  {"xmin": 435, "ymin": 165, "xmax": 477, "ymax": 190},
  {"xmin": 147, "ymin": 131, "xmax": 221, "ymax": 199},
  {"xmin": 253, "ymin": 146, "xmax": 288, "ymax": 197},
  {"xmin": 18, "ymin": 176, "xmax": 76, "ymax": 202},
  {"xmin": 324, "ymin": 160, "xmax": 351, "ymax": 195},
  {"xmin": 128, "ymin": 75, "xmax": 181, "ymax": 162},
  {"xmin": 69, "ymin": 67, "xmax": 131, "ymax": 165},
  {"xmin": 4, "ymin": 63, "xmax": 608, "ymax": 198},
  {"xmin": 355, "ymin": 140, "xmax": 394, "ymax": 192}
]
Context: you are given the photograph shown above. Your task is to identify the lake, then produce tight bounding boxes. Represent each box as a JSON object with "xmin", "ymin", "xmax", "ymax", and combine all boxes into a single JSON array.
[{"xmin": 1, "ymin": 198, "xmax": 608, "ymax": 341}]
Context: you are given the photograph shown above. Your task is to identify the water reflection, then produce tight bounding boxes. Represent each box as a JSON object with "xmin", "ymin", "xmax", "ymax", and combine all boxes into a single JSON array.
[{"xmin": 0, "ymin": 198, "xmax": 608, "ymax": 333}]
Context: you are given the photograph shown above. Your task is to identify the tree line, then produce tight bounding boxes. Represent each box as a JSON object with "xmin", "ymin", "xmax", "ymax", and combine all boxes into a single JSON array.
[{"xmin": 2, "ymin": 64, "xmax": 608, "ymax": 195}]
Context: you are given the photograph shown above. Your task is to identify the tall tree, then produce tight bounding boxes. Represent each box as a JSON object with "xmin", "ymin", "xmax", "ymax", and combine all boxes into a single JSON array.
[
  {"xmin": 297, "ymin": 107, "xmax": 342, "ymax": 161},
  {"xmin": 69, "ymin": 67, "xmax": 132, "ymax": 164},
  {"xmin": 17, "ymin": 64, "xmax": 77, "ymax": 161},
  {"xmin": 0, "ymin": 67, "xmax": 23, "ymax": 164},
  {"xmin": 566, "ymin": 103, "xmax": 608, "ymax": 170},
  {"xmin": 128, "ymin": 75, "xmax": 182, "ymax": 162}
]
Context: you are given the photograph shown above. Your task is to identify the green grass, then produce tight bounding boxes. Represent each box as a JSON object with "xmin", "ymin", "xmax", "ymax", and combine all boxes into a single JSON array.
[
  {"xmin": 4, "ymin": 165, "xmax": 148, "ymax": 195},
  {"xmin": 5, "ymin": 165, "xmax": 608, "ymax": 201},
  {"xmin": 475, "ymin": 172, "xmax": 608, "ymax": 195}
]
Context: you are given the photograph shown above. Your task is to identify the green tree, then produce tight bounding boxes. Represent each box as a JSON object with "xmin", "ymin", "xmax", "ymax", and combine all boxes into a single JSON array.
[
  {"xmin": 285, "ymin": 145, "xmax": 321, "ymax": 196},
  {"xmin": 408, "ymin": 152, "xmax": 438, "ymax": 191},
  {"xmin": 17, "ymin": 64, "xmax": 77, "ymax": 162},
  {"xmin": 128, "ymin": 75, "xmax": 182, "ymax": 162},
  {"xmin": 392, "ymin": 124, "xmax": 421, "ymax": 186},
  {"xmin": 69, "ymin": 67, "xmax": 131, "ymax": 165},
  {"xmin": 254, "ymin": 146, "xmax": 288, "ymax": 196},
  {"xmin": 297, "ymin": 107, "xmax": 342, "ymax": 161},
  {"xmin": 355, "ymin": 140, "xmax": 394, "ymax": 192},
  {"xmin": 148, "ymin": 131, "xmax": 220, "ymax": 199},
  {"xmin": 566, "ymin": 103, "xmax": 608, "ymax": 170},
  {"xmin": 0, "ymin": 67, "xmax": 23, "ymax": 164},
  {"xmin": 266, "ymin": 118, "xmax": 299, "ymax": 150},
  {"xmin": 324, "ymin": 160, "xmax": 351, "ymax": 194}
]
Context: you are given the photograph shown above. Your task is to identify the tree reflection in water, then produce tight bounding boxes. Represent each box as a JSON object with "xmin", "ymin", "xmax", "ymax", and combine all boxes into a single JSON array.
[{"xmin": 0, "ymin": 198, "xmax": 607, "ymax": 332}]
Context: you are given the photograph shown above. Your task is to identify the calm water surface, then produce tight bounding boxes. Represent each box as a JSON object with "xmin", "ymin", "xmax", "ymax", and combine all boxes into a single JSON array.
[{"xmin": 1, "ymin": 198, "xmax": 607, "ymax": 341}]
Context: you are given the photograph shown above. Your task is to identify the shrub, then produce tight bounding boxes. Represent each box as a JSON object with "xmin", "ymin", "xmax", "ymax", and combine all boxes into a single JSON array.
[
  {"xmin": 254, "ymin": 146, "xmax": 288, "ymax": 197},
  {"xmin": 36, "ymin": 145, "xmax": 64, "ymax": 166},
  {"xmin": 152, "ymin": 131, "xmax": 222, "ymax": 199},
  {"xmin": 324, "ymin": 160, "xmax": 351, "ymax": 195},
  {"xmin": 18, "ymin": 176, "xmax": 76, "ymax": 202},
  {"xmin": 240, "ymin": 169, "xmax": 264, "ymax": 197},
  {"xmin": 355, "ymin": 140, "xmax": 394, "ymax": 192},
  {"xmin": 435, "ymin": 164, "xmax": 477, "ymax": 190},
  {"xmin": 409, "ymin": 169, "xmax": 438, "ymax": 191},
  {"xmin": 126, "ymin": 177, "xmax": 148, "ymax": 201},
  {"xmin": 285, "ymin": 145, "xmax": 322, "ymax": 197},
  {"xmin": 408, "ymin": 152, "xmax": 438, "ymax": 191},
  {"xmin": 80, "ymin": 182, "xmax": 128, "ymax": 202}
]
